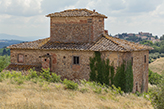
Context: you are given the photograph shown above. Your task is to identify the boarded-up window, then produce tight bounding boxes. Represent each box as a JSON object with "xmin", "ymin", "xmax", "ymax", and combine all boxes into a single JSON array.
[{"xmin": 18, "ymin": 54, "xmax": 24, "ymax": 63}]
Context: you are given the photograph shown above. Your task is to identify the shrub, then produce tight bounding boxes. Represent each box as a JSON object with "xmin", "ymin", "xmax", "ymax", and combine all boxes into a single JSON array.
[
  {"xmin": 63, "ymin": 79, "xmax": 78, "ymax": 90},
  {"xmin": 0, "ymin": 56, "xmax": 10, "ymax": 72},
  {"xmin": 112, "ymin": 85, "xmax": 123, "ymax": 95},
  {"xmin": 40, "ymin": 68, "xmax": 51, "ymax": 81},
  {"xmin": 93, "ymin": 87, "xmax": 102, "ymax": 94},
  {"xmin": 50, "ymin": 73, "xmax": 61, "ymax": 83},
  {"xmin": 149, "ymin": 74, "xmax": 164, "ymax": 109},
  {"xmin": 149, "ymin": 69, "xmax": 162, "ymax": 85},
  {"xmin": 27, "ymin": 69, "xmax": 38, "ymax": 80}
]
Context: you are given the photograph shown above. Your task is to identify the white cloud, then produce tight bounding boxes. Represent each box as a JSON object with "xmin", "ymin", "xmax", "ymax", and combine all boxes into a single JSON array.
[
  {"xmin": 1, "ymin": 0, "xmax": 164, "ymax": 38},
  {"xmin": 0, "ymin": 0, "xmax": 43, "ymax": 16}
]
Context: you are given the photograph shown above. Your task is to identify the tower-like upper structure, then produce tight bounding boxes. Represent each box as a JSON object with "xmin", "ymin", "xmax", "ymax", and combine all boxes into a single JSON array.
[{"xmin": 46, "ymin": 9, "xmax": 107, "ymax": 43}]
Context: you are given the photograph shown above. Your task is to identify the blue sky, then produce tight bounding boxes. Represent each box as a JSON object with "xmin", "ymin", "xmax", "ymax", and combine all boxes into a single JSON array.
[{"xmin": 1, "ymin": 0, "xmax": 164, "ymax": 40}]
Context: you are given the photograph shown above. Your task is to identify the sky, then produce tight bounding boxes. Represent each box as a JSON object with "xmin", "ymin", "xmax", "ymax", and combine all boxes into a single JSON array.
[{"xmin": 1, "ymin": 0, "xmax": 164, "ymax": 40}]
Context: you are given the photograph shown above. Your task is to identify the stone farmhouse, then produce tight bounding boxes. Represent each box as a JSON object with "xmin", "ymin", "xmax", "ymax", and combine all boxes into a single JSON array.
[{"xmin": 6, "ymin": 9, "xmax": 153, "ymax": 93}]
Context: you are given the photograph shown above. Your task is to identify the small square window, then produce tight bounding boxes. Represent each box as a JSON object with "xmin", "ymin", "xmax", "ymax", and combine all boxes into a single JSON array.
[
  {"xmin": 144, "ymin": 55, "xmax": 146, "ymax": 63},
  {"xmin": 73, "ymin": 56, "xmax": 79, "ymax": 64},
  {"xmin": 87, "ymin": 19, "xmax": 92, "ymax": 23}
]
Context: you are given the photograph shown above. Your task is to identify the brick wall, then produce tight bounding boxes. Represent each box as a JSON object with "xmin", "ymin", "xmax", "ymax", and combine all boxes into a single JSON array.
[{"xmin": 50, "ymin": 17, "xmax": 104, "ymax": 43}]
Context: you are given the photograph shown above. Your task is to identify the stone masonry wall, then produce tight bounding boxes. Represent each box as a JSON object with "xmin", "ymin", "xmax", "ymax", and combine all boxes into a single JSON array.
[
  {"xmin": 50, "ymin": 17, "xmax": 104, "ymax": 43},
  {"xmin": 10, "ymin": 49, "xmax": 94, "ymax": 80},
  {"xmin": 101, "ymin": 51, "xmax": 149, "ymax": 93},
  {"xmin": 10, "ymin": 49, "xmax": 149, "ymax": 92},
  {"xmin": 132, "ymin": 50, "xmax": 149, "ymax": 93}
]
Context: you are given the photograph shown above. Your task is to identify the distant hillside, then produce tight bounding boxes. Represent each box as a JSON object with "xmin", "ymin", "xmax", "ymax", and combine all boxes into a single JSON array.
[
  {"xmin": 114, "ymin": 32, "xmax": 160, "ymax": 43},
  {"xmin": 0, "ymin": 39, "xmax": 26, "ymax": 48},
  {"xmin": 0, "ymin": 33, "xmax": 30, "ymax": 40},
  {"xmin": 149, "ymin": 57, "xmax": 164, "ymax": 74},
  {"xmin": 0, "ymin": 33, "xmax": 49, "ymax": 41}
]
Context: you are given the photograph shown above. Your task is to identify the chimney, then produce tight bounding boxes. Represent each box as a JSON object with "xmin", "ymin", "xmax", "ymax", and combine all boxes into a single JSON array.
[
  {"xmin": 93, "ymin": 9, "xmax": 95, "ymax": 12},
  {"xmin": 104, "ymin": 30, "xmax": 108, "ymax": 34}
]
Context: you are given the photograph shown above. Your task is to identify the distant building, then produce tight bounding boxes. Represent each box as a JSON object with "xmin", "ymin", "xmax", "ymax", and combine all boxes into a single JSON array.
[{"xmin": 139, "ymin": 32, "xmax": 152, "ymax": 36}]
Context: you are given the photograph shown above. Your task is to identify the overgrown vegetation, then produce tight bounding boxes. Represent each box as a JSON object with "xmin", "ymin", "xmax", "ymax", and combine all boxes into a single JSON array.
[
  {"xmin": 89, "ymin": 51, "xmax": 114, "ymax": 86},
  {"xmin": 148, "ymin": 69, "xmax": 162, "ymax": 85},
  {"xmin": 114, "ymin": 61, "xmax": 133, "ymax": 93},
  {"xmin": 148, "ymin": 74, "xmax": 164, "ymax": 109},
  {"xmin": 0, "ymin": 71, "xmax": 152, "ymax": 109},
  {"xmin": 0, "ymin": 56, "xmax": 10, "ymax": 72},
  {"xmin": 90, "ymin": 52, "xmax": 133, "ymax": 93}
]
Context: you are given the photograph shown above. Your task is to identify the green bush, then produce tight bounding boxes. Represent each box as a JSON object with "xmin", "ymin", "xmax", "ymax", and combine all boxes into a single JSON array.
[
  {"xmin": 149, "ymin": 69, "xmax": 162, "ymax": 85},
  {"xmin": 63, "ymin": 79, "xmax": 78, "ymax": 90},
  {"xmin": 149, "ymin": 75, "xmax": 164, "ymax": 109},
  {"xmin": 50, "ymin": 73, "xmax": 61, "ymax": 83},
  {"xmin": 27, "ymin": 69, "xmax": 38, "ymax": 80},
  {"xmin": 0, "ymin": 56, "xmax": 10, "ymax": 72},
  {"xmin": 93, "ymin": 87, "xmax": 102, "ymax": 94},
  {"xmin": 112, "ymin": 85, "xmax": 123, "ymax": 95},
  {"xmin": 40, "ymin": 68, "xmax": 52, "ymax": 81}
]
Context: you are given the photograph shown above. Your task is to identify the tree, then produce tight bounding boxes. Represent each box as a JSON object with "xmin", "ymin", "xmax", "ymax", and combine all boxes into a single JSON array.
[
  {"xmin": 114, "ymin": 60, "xmax": 133, "ymax": 93},
  {"xmin": 2, "ymin": 49, "xmax": 7, "ymax": 56},
  {"xmin": 89, "ymin": 51, "xmax": 114, "ymax": 86},
  {"xmin": 160, "ymin": 35, "xmax": 164, "ymax": 40}
]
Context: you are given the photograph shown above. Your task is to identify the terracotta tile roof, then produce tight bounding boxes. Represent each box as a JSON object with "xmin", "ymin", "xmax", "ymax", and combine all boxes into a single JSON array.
[
  {"xmin": 7, "ymin": 34, "xmax": 153, "ymax": 52},
  {"xmin": 103, "ymin": 34, "xmax": 153, "ymax": 51},
  {"xmin": 5, "ymin": 63, "xmax": 41, "ymax": 71},
  {"xmin": 46, "ymin": 8, "xmax": 107, "ymax": 18},
  {"xmin": 7, "ymin": 37, "xmax": 50, "ymax": 49}
]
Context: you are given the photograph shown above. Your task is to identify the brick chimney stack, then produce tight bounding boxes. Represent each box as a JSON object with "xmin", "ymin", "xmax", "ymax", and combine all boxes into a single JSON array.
[{"xmin": 104, "ymin": 30, "xmax": 108, "ymax": 34}]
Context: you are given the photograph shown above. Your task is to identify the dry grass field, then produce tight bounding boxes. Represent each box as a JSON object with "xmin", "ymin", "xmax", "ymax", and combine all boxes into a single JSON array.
[
  {"xmin": 0, "ymin": 79, "xmax": 153, "ymax": 109},
  {"xmin": 149, "ymin": 57, "xmax": 164, "ymax": 74}
]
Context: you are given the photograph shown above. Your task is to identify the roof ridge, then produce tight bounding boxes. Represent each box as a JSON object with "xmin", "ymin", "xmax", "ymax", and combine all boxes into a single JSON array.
[{"xmin": 46, "ymin": 8, "xmax": 107, "ymax": 18}]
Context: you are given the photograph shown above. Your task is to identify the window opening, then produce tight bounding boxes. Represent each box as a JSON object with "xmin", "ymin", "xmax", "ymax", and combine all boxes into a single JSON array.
[
  {"xmin": 131, "ymin": 57, "xmax": 133, "ymax": 66},
  {"xmin": 136, "ymin": 83, "xmax": 138, "ymax": 92},
  {"xmin": 144, "ymin": 55, "xmax": 146, "ymax": 63},
  {"xmin": 73, "ymin": 56, "xmax": 79, "ymax": 64},
  {"xmin": 87, "ymin": 19, "xmax": 92, "ymax": 23}
]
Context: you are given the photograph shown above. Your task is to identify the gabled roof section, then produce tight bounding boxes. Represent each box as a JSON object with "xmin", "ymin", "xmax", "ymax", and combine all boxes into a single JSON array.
[
  {"xmin": 7, "ymin": 37, "xmax": 50, "ymax": 49},
  {"xmin": 46, "ymin": 8, "xmax": 107, "ymax": 18},
  {"xmin": 103, "ymin": 34, "xmax": 153, "ymax": 51},
  {"xmin": 7, "ymin": 34, "xmax": 153, "ymax": 52}
]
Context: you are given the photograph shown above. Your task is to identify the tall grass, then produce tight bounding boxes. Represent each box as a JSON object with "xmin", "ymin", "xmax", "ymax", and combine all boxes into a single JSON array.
[{"xmin": 0, "ymin": 70, "xmax": 153, "ymax": 109}]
